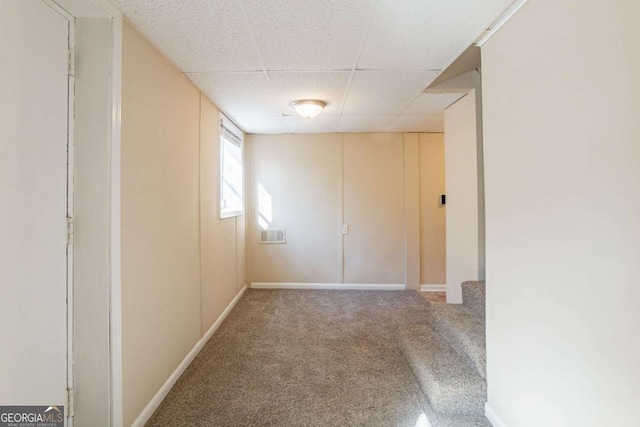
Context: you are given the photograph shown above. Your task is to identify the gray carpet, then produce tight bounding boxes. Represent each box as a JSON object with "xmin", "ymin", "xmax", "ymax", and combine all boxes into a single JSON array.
[
  {"xmin": 397, "ymin": 281, "xmax": 489, "ymax": 427},
  {"xmin": 146, "ymin": 289, "xmax": 433, "ymax": 426},
  {"xmin": 461, "ymin": 281, "xmax": 485, "ymax": 319},
  {"xmin": 398, "ymin": 324, "xmax": 486, "ymax": 415},
  {"xmin": 397, "ymin": 325, "xmax": 489, "ymax": 426},
  {"xmin": 429, "ymin": 303, "xmax": 486, "ymax": 380}
]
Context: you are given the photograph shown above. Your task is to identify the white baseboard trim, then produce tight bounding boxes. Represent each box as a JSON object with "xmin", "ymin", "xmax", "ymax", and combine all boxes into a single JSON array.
[
  {"xmin": 420, "ymin": 284, "xmax": 446, "ymax": 292},
  {"xmin": 131, "ymin": 285, "xmax": 247, "ymax": 427},
  {"xmin": 250, "ymin": 282, "xmax": 406, "ymax": 291},
  {"xmin": 485, "ymin": 402, "xmax": 509, "ymax": 427}
]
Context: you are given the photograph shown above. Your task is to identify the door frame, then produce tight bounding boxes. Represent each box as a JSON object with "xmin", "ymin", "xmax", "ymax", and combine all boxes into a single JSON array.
[
  {"xmin": 41, "ymin": 3, "xmax": 78, "ymax": 423},
  {"xmin": 40, "ymin": 2, "xmax": 76, "ymax": 422},
  {"xmin": 44, "ymin": 0, "xmax": 124, "ymax": 425}
]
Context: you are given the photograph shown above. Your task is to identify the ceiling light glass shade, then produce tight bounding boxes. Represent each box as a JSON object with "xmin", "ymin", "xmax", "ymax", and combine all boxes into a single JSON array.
[{"xmin": 291, "ymin": 100, "xmax": 326, "ymax": 119}]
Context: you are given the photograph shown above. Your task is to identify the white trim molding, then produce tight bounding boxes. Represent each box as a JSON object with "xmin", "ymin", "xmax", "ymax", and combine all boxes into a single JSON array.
[
  {"xmin": 485, "ymin": 402, "xmax": 509, "ymax": 427},
  {"xmin": 109, "ymin": 14, "xmax": 124, "ymax": 427},
  {"xmin": 52, "ymin": 0, "xmax": 122, "ymax": 17},
  {"xmin": 251, "ymin": 282, "xmax": 406, "ymax": 291},
  {"xmin": 131, "ymin": 286, "xmax": 247, "ymax": 427},
  {"xmin": 420, "ymin": 284, "xmax": 446, "ymax": 292},
  {"xmin": 475, "ymin": 0, "xmax": 528, "ymax": 46}
]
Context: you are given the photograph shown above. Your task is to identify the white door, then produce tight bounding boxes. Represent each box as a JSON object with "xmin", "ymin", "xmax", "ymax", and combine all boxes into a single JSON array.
[{"xmin": 0, "ymin": 0, "xmax": 71, "ymax": 411}]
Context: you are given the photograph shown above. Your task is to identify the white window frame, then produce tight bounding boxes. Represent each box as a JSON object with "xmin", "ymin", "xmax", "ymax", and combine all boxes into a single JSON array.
[{"xmin": 219, "ymin": 114, "xmax": 244, "ymax": 219}]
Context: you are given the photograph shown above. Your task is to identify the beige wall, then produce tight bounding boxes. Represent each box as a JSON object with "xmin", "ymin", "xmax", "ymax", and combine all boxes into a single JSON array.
[
  {"xmin": 482, "ymin": 0, "xmax": 640, "ymax": 425},
  {"xmin": 444, "ymin": 91, "xmax": 480, "ymax": 303},
  {"xmin": 199, "ymin": 94, "xmax": 246, "ymax": 332},
  {"xmin": 248, "ymin": 134, "xmax": 343, "ymax": 284},
  {"xmin": 343, "ymin": 134, "xmax": 405, "ymax": 284},
  {"xmin": 419, "ymin": 133, "xmax": 446, "ymax": 285},
  {"xmin": 121, "ymin": 23, "xmax": 245, "ymax": 426},
  {"xmin": 404, "ymin": 134, "xmax": 421, "ymax": 290},
  {"xmin": 248, "ymin": 133, "xmax": 431, "ymax": 287}
]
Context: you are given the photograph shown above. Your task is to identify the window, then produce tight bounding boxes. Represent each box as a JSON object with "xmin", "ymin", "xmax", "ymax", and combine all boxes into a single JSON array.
[{"xmin": 219, "ymin": 115, "xmax": 244, "ymax": 219}]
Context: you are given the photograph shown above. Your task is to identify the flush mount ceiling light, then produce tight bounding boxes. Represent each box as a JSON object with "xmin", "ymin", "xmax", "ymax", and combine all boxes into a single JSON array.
[{"xmin": 291, "ymin": 99, "xmax": 326, "ymax": 119}]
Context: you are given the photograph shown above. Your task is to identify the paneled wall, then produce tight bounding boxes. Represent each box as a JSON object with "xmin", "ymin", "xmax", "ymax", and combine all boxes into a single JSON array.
[
  {"xmin": 199, "ymin": 94, "xmax": 246, "ymax": 332},
  {"xmin": 248, "ymin": 133, "xmax": 444, "ymax": 287},
  {"xmin": 343, "ymin": 134, "xmax": 405, "ymax": 284},
  {"xmin": 121, "ymin": 22, "xmax": 201, "ymax": 425},
  {"xmin": 120, "ymin": 22, "xmax": 245, "ymax": 426},
  {"xmin": 247, "ymin": 134, "xmax": 343, "ymax": 284}
]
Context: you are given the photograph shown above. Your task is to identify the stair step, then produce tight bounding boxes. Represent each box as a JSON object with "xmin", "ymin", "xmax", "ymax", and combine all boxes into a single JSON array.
[
  {"xmin": 424, "ymin": 410, "xmax": 492, "ymax": 427},
  {"xmin": 418, "ymin": 394, "xmax": 491, "ymax": 427},
  {"xmin": 462, "ymin": 281, "xmax": 486, "ymax": 319},
  {"xmin": 398, "ymin": 325, "xmax": 486, "ymax": 417},
  {"xmin": 429, "ymin": 302, "xmax": 486, "ymax": 380}
]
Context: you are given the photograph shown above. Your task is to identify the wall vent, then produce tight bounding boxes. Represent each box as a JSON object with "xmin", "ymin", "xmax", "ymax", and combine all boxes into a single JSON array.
[{"xmin": 259, "ymin": 229, "xmax": 286, "ymax": 244}]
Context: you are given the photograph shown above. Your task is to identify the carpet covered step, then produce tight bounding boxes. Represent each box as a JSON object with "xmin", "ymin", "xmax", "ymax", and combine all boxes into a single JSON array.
[
  {"xmin": 398, "ymin": 325, "xmax": 486, "ymax": 417},
  {"xmin": 429, "ymin": 302, "xmax": 486, "ymax": 380},
  {"xmin": 419, "ymin": 397, "xmax": 492, "ymax": 427},
  {"xmin": 462, "ymin": 281, "xmax": 486, "ymax": 319}
]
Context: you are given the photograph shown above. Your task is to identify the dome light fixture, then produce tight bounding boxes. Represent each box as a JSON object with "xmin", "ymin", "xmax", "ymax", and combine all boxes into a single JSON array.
[{"xmin": 291, "ymin": 99, "xmax": 326, "ymax": 119}]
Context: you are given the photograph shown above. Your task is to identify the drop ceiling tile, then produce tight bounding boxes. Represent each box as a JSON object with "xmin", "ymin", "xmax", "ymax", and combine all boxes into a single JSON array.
[
  {"xmin": 284, "ymin": 115, "xmax": 339, "ymax": 134},
  {"xmin": 243, "ymin": 0, "xmax": 377, "ymax": 70},
  {"xmin": 337, "ymin": 115, "xmax": 395, "ymax": 133},
  {"xmin": 342, "ymin": 71, "xmax": 438, "ymax": 116},
  {"xmin": 358, "ymin": 0, "xmax": 512, "ymax": 70},
  {"xmin": 402, "ymin": 93, "xmax": 466, "ymax": 115},
  {"xmin": 112, "ymin": 0, "xmax": 261, "ymax": 72},
  {"xmin": 187, "ymin": 72, "xmax": 280, "ymax": 117},
  {"xmin": 230, "ymin": 116, "xmax": 287, "ymax": 134},
  {"xmin": 268, "ymin": 72, "xmax": 350, "ymax": 116},
  {"xmin": 386, "ymin": 114, "xmax": 443, "ymax": 133}
]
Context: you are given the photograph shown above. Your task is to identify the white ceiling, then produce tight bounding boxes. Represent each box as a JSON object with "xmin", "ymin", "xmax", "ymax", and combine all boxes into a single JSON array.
[{"xmin": 110, "ymin": 0, "xmax": 513, "ymax": 134}]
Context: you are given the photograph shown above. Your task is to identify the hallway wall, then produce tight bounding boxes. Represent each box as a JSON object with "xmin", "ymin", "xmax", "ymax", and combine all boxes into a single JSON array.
[
  {"xmin": 444, "ymin": 91, "xmax": 480, "ymax": 303},
  {"xmin": 120, "ymin": 22, "xmax": 245, "ymax": 426},
  {"xmin": 482, "ymin": 0, "xmax": 640, "ymax": 425}
]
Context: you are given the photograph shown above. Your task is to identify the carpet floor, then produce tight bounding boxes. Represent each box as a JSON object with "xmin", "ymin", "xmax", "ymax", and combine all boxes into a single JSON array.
[{"xmin": 146, "ymin": 289, "xmax": 432, "ymax": 426}]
